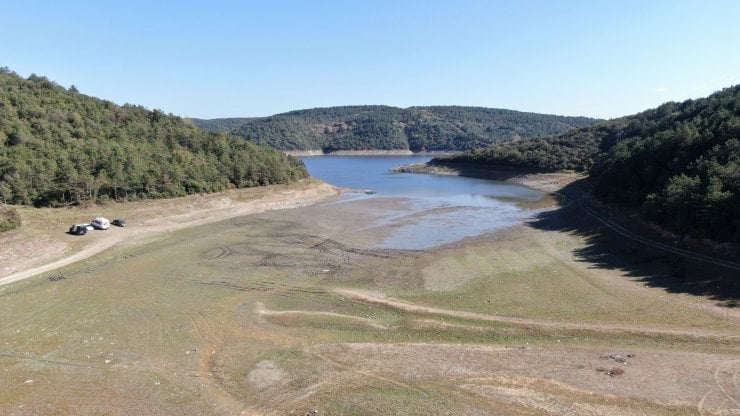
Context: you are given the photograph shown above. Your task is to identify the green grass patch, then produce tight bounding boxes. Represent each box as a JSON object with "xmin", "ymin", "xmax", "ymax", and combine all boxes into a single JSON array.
[{"xmin": 0, "ymin": 205, "xmax": 21, "ymax": 232}]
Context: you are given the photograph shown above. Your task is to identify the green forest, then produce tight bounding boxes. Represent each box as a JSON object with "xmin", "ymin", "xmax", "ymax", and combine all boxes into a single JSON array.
[
  {"xmin": 187, "ymin": 117, "xmax": 256, "ymax": 133},
  {"xmin": 194, "ymin": 106, "xmax": 599, "ymax": 152},
  {"xmin": 434, "ymin": 86, "xmax": 740, "ymax": 243},
  {"xmin": 0, "ymin": 68, "xmax": 307, "ymax": 208}
]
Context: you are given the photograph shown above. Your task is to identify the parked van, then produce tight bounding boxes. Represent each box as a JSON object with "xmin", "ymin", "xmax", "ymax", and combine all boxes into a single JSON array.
[{"xmin": 91, "ymin": 217, "xmax": 110, "ymax": 230}]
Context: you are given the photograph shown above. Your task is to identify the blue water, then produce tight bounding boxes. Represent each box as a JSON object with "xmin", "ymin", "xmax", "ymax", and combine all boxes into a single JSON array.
[{"xmin": 300, "ymin": 155, "xmax": 549, "ymax": 249}]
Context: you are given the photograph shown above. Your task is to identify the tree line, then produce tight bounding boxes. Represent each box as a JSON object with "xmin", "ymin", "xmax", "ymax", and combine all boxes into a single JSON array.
[{"xmin": 0, "ymin": 68, "xmax": 307, "ymax": 208}]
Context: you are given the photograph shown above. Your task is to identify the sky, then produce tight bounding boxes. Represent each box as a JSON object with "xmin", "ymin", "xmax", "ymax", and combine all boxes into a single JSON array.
[{"xmin": 2, "ymin": 0, "xmax": 739, "ymax": 120}]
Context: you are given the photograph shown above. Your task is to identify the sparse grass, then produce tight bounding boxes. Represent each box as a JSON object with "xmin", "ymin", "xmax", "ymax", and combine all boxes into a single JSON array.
[
  {"xmin": 319, "ymin": 386, "xmax": 488, "ymax": 416},
  {"xmin": 368, "ymin": 231, "xmax": 738, "ymax": 333}
]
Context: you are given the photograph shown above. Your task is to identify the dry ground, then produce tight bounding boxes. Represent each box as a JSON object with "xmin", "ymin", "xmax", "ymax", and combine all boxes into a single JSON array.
[
  {"xmin": 0, "ymin": 176, "xmax": 738, "ymax": 415},
  {"xmin": 0, "ymin": 179, "xmax": 339, "ymax": 285}
]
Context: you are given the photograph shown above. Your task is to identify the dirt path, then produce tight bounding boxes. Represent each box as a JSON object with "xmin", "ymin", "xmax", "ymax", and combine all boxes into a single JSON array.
[
  {"xmin": 0, "ymin": 181, "xmax": 339, "ymax": 287},
  {"xmin": 335, "ymin": 288, "xmax": 740, "ymax": 340},
  {"xmin": 254, "ymin": 302, "xmax": 389, "ymax": 330}
]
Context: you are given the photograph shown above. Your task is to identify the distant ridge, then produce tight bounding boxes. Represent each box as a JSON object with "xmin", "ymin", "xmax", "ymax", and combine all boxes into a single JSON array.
[{"xmin": 192, "ymin": 105, "xmax": 600, "ymax": 152}]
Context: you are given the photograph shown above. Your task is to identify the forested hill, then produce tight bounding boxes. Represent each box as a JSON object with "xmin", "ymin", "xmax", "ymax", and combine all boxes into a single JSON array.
[
  {"xmin": 0, "ymin": 68, "xmax": 307, "ymax": 207},
  {"xmin": 434, "ymin": 86, "xmax": 740, "ymax": 243},
  {"xmin": 197, "ymin": 106, "xmax": 599, "ymax": 152},
  {"xmin": 188, "ymin": 117, "xmax": 256, "ymax": 133}
]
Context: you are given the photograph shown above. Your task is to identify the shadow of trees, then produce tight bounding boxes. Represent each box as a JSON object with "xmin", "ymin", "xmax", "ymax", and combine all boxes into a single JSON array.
[{"xmin": 527, "ymin": 178, "xmax": 740, "ymax": 307}]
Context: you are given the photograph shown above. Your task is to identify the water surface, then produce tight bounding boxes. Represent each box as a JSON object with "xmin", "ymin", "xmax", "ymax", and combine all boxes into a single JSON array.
[{"xmin": 301, "ymin": 156, "xmax": 551, "ymax": 249}]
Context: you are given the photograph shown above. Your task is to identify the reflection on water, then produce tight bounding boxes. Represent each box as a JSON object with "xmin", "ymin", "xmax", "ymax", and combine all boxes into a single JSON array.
[{"xmin": 301, "ymin": 155, "xmax": 553, "ymax": 249}]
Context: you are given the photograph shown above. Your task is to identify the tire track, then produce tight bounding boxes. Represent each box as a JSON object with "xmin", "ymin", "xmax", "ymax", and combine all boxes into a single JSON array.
[
  {"xmin": 698, "ymin": 360, "xmax": 740, "ymax": 415},
  {"xmin": 208, "ymin": 246, "xmax": 233, "ymax": 260},
  {"xmin": 150, "ymin": 289, "xmax": 248, "ymax": 415},
  {"xmin": 192, "ymin": 280, "xmax": 337, "ymax": 307},
  {"xmin": 309, "ymin": 350, "xmax": 428, "ymax": 396}
]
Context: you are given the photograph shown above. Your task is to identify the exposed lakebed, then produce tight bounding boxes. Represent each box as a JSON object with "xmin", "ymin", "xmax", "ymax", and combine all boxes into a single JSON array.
[{"xmin": 300, "ymin": 155, "xmax": 555, "ymax": 250}]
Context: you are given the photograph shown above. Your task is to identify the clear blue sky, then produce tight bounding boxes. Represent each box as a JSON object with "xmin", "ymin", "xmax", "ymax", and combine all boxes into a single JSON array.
[{"xmin": 2, "ymin": 0, "xmax": 739, "ymax": 119}]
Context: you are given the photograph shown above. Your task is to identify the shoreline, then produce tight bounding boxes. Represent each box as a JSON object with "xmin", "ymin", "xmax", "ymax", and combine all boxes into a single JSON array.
[
  {"xmin": 391, "ymin": 162, "xmax": 584, "ymax": 193},
  {"xmin": 0, "ymin": 180, "xmax": 341, "ymax": 286},
  {"xmin": 284, "ymin": 149, "xmax": 455, "ymax": 157},
  {"xmin": 393, "ymin": 162, "xmax": 740, "ymax": 266}
]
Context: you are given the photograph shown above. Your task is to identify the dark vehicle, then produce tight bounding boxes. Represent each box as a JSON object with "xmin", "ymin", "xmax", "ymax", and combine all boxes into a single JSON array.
[
  {"xmin": 112, "ymin": 219, "xmax": 127, "ymax": 227},
  {"xmin": 68, "ymin": 224, "xmax": 88, "ymax": 235}
]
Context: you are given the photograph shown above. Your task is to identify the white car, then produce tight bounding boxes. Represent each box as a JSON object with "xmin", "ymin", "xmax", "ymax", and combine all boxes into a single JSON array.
[{"xmin": 90, "ymin": 217, "xmax": 110, "ymax": 230}]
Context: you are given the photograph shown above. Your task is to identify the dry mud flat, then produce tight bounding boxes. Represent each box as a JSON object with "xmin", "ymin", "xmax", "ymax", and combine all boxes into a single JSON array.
[{"xmin": 0, "ymin": 178, "xmax": 738, "ymax": 415}]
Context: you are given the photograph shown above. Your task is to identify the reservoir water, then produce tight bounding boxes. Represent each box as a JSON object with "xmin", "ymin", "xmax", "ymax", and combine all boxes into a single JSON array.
[{"xmin": 300, "ymin": 155, "xmax": 552, "ymax": 249}]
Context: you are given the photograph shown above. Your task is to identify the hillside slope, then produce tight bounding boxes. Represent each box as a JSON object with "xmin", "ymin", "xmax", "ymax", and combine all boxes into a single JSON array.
[
  {"xmin": 0, "ymin": 68, "xmax": 307, "ymax": 207},
  {"xmin": 188, "ymin": 117, "xmax": 256, "ymax": 133},
  {"xmin": 434, "ymin": 86, "xmax": 740, "ymax": 243},
  {"xmin": 197, "ymin": 106, "xmax": 599, "ymax": 152}
]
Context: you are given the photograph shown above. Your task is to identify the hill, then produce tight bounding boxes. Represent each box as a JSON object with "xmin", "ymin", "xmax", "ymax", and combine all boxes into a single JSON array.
[
  {"xmin": 0, "ymin": 68, "xmax": 307, "ymax": 208},
  {"xmin": 203, "ymin": 106, "xmax": 599, "ymax": 152},
  {"xmin": 433, "ymin": 86, "xmax": 740, "ymax": 243}
]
